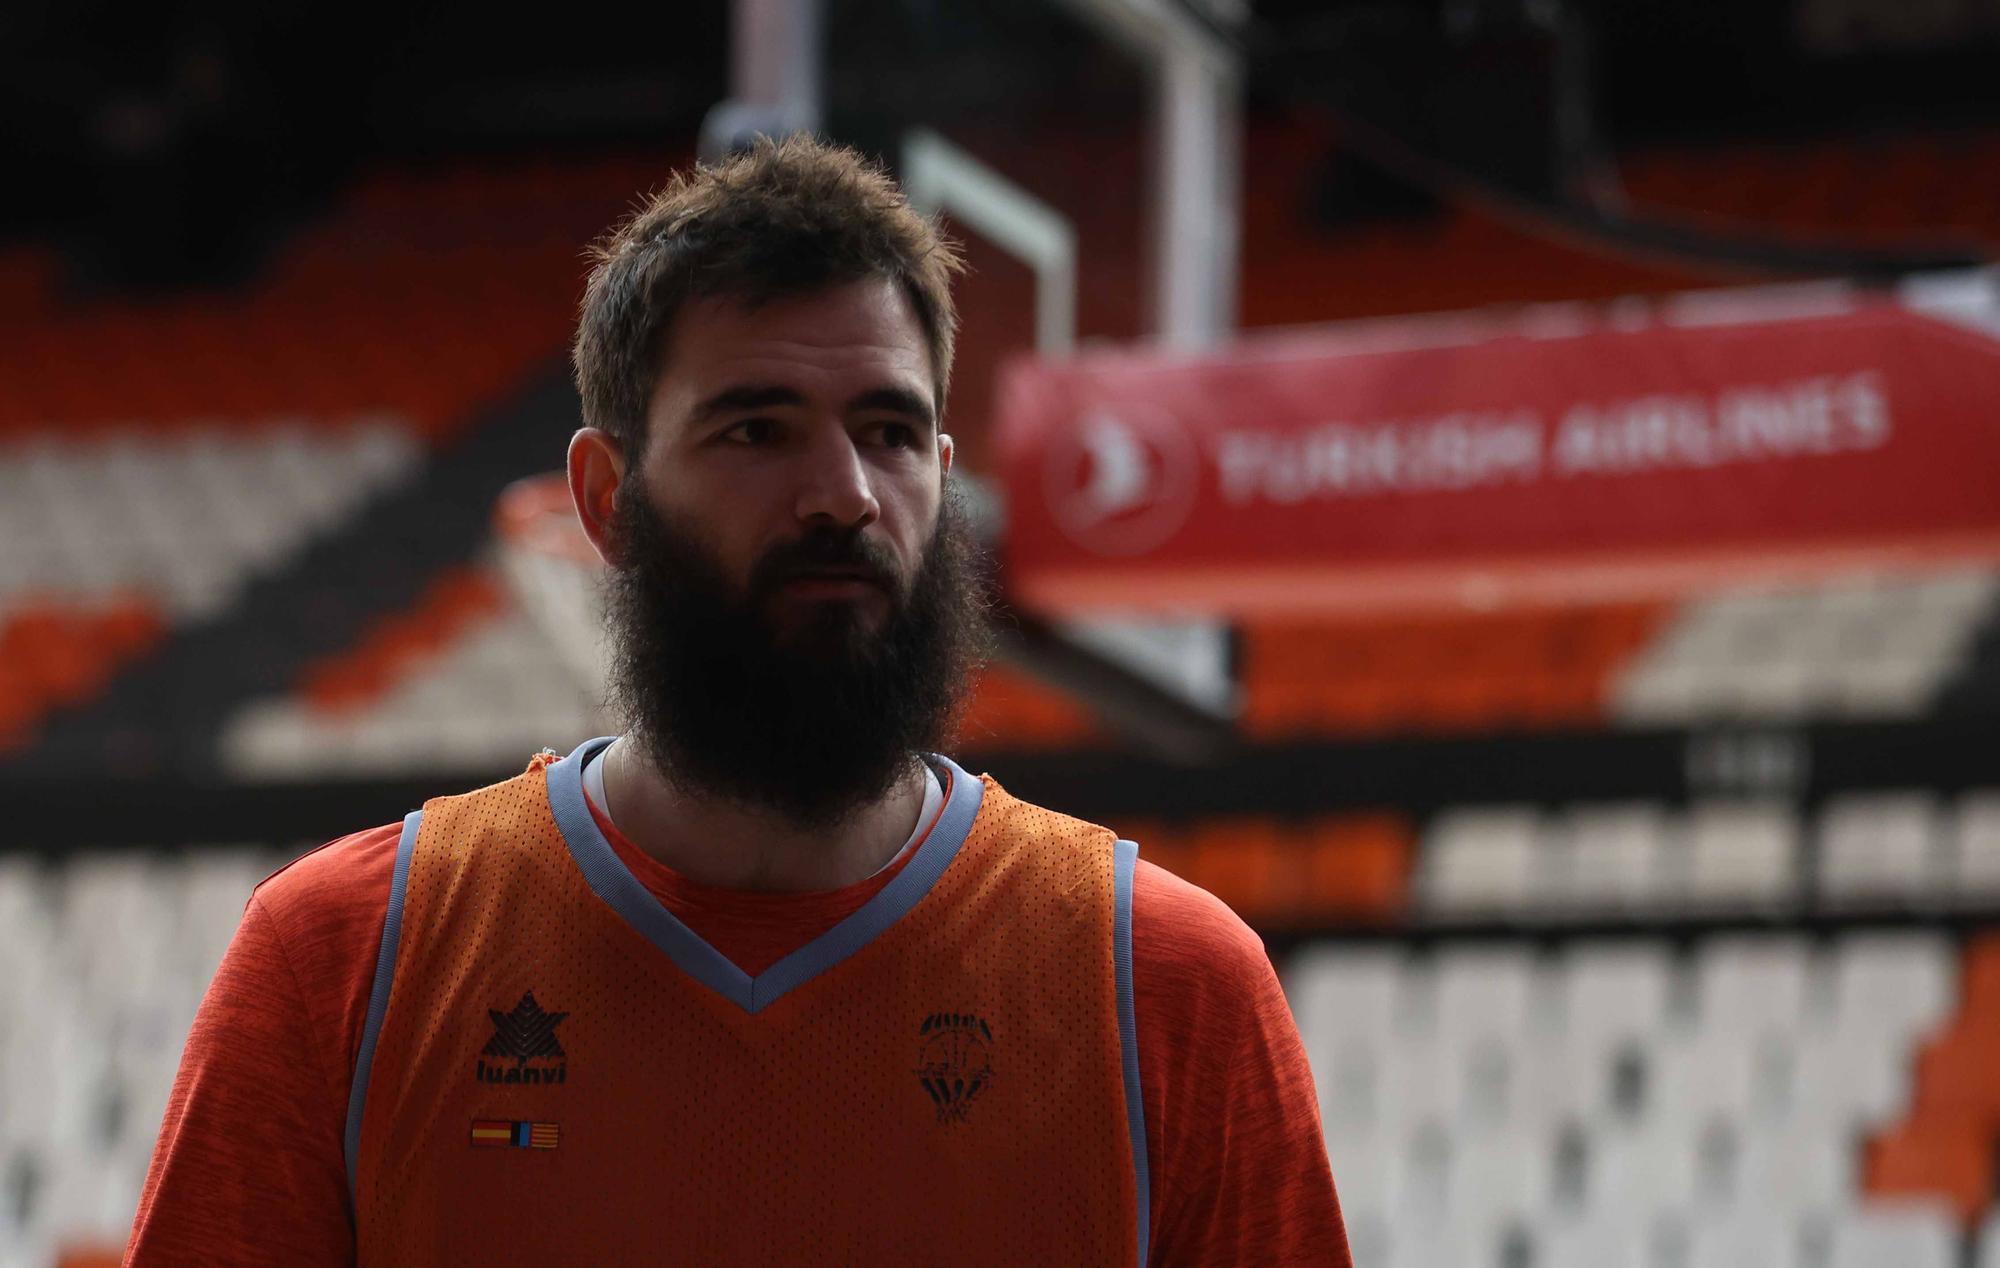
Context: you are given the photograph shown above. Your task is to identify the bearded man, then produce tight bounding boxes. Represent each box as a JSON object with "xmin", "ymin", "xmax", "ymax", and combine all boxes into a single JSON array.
[{"xmin": 129, "ymin": 135, "xmax": 1348, "ymax": 1266}]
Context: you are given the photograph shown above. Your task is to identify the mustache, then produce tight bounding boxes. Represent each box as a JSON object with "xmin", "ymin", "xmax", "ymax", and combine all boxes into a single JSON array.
[{"xmin": 746, "ymin": 526, "xmax": 903, "ymax": 599}]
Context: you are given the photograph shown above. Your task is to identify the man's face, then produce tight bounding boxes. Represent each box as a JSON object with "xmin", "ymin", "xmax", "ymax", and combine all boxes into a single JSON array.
[
  {"xmin": 598, "ymin": 277, "xmax": 987, "ymax": 827},
  {"xmin": 634, "ymin": 276, "xmax": 949, "ymax": 634}
]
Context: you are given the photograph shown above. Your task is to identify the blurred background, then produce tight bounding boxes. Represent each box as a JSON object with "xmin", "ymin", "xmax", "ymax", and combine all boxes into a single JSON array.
[{"xmin": 4, "ymin": 0, "xmax": 2000, "ymax": 1264}]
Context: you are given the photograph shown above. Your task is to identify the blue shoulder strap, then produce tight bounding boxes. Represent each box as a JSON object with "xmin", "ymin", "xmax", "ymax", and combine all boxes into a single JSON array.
[
  {"xmin": 1114, "ymin": 837, "xmax": 1151, "ymax": 1265},
  {"xmin": 344, "ymin": 808, "xmax": 422, "ymax": 1202}
]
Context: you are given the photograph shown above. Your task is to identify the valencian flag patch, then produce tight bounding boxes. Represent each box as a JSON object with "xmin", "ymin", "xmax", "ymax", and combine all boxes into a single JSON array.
[{"xmin": 470, "ymin": 1120, "xmax": 560, "ymax": 1150}]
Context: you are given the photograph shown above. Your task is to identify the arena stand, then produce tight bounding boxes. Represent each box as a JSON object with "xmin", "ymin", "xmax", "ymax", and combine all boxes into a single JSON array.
[
  {"xmin": 0, "ymin": 152, "xmax": 691, "ymax": 1265},
  {"xmin": 6, "ymin": 123, "xmax": 2000, "ymax": 1266}
]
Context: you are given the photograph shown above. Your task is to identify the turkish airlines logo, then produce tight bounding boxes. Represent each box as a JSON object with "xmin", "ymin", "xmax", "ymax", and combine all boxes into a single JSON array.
[{"xmin": 1041, "ymin": 405, "xmax": 1200, "ymax": 556}]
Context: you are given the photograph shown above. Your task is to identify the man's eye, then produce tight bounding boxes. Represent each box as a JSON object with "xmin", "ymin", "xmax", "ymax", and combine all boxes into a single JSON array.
[
  {"xmin": 876, "ymin": 422, "xmax": 916, "ymax": 449},
  {"xmin": 727, "ymin": 418, "xmax": 778, "ymax": 445}
]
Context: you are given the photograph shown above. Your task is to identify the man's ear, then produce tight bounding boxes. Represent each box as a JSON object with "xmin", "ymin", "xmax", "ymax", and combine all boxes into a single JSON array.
[
  {"xmin": 568, "ymin": 427, "xmax": 628, "ymax": 568},
  {"xmin": 937, "ymin": 432, "xmax": 954, "ymax": 476}
]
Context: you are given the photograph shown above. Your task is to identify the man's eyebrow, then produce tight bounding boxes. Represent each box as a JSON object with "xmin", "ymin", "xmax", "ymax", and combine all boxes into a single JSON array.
[
  {"xmin": 847, "ymin": 386, "xmax": 936, "ymax": 430},
  {"xmin": 688, "ymin": 384, "xmax": 807, "ymax": 424},
  {"xmin": 685, "ymin": 383, "xmax": 937, "ymax": 431}
]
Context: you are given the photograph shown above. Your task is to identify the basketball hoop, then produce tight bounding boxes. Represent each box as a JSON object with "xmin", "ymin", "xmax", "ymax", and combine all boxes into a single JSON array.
[{"xmin": 493, "ymin": 472, "xmax": 611, "ymax": 705}]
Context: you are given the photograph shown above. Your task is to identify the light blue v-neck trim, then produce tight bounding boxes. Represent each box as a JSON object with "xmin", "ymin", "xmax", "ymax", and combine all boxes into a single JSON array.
[{"xmin": 545, "ymin": 736, "xmax": 984, "ymax": 1015}]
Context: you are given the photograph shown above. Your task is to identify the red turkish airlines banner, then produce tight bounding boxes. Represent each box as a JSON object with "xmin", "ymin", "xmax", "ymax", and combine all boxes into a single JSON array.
[{"xmin": 996, "ymin": 284, "xmax": 2000, "ymax": 616}]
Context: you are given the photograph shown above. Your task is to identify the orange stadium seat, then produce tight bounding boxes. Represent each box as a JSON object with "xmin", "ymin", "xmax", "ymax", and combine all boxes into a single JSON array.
[
  {"xmin": 1871, "ymin": 932, "xmax": 2000, "ymax": 1224},
  {"xmin": 0, "ymin": 152, "xmax": 682, "ymax": 443},
  {"xmin": 1123, "ymin": 822, "xmax": 1195, "ymax": 886},
  {"xmin": 1865, "ymin": 1116, "xmax": 1997, "ymax": 1226},
  {"xmin": 1910, "ymin": 1025, "xmax": 2000, "ymax": 1130},
  {"xmin": 1306, "ymin": 678, "xmax": 1411, "ymax": 734},
  {"xmin": 1301, "ymin": 813, "xmax": 1413, "ymax": 919},
  {"xmin": 1620, "ymin": 132, "xmax": 2000, "ymax": 252},
  {"xmin": 1184, "ymin": 818, "xmax": 1298, "ymax": 922},
  {"xmin": 1958, "ymin": 935, "xmax": 2000, "ymax": 1016},
  {"xmin": 1107, "ymin": 813, "xmax": 1410, "ymax": 924},
  {"xmin": 300, "ymin": 568, "xmax": 507, "ymax": 716},
  {"xmin": 0, "ymin": 596, "xmax": 167, "ymax": 752},
  {"xmin": 1401, "ymin": 673, "xmax": 1504, "ymax": 731},
  {"xmin": 1238, "ymin": 601, "xmax": 1670, "ymax": 739},
  {"xmin": 953, "ymin": 665, "xmax": 1100, "ymax": 748}
]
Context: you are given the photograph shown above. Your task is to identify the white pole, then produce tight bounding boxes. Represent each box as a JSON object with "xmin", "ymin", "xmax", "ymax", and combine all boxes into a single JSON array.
[
  {"xmin": 702, "ymin": 0, "xmax": 822, "ymax": 157},
  {"xmin": 1058, "ymin": 0, "xmax": 1244, "ymax": 350},
  {"xmin": 1156, "ymin": 36, "xmax": 1241, "ymax": 348},
  {"xmin": 903, "ymin": 129, "xmax": 1078, "ymax": 356},
  {"xmin": 733, "ymin": 0, "xmax": 821, "ymax": 134}
]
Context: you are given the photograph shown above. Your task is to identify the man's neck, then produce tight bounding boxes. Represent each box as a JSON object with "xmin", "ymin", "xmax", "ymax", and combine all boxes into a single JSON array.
[{"xmin": 595, "ymin": 735, "xmax": 930, "ymax": 892}]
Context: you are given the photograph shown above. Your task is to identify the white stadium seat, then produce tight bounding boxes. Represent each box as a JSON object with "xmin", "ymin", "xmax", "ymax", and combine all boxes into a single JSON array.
[
  {"xmin": 1419, "ymin": 806, "xmax": 1544, "ymax": 915},
  {"xmin": 1609, "ymin": 569, "xmax": 1993, "ymax": 725},
  {"xmin": 0, "ymin": 856, "xmax": 54, "ymax": 988},
  {"xmin": 1444, "ymin": 1125, "xmax": 1557, "ymax": 1229},
  {"xmin": 1957, "ymin": 790, "xmax": 2000, "ymax": 895},
  {"xmin": 1822, "ymin": 931, "xmax": 1956, "ymax": 1053},
  {"xmin": 1831, "ymin": 657, "xmax": 1941, "ymax": 718},
  {"xmin": 1977, "ymin": 1210, "xmax": 2000, "ymax": 1268},
  {"xmin": 1534, "ymin": 1213, "xmax": 1654, "ymax": 1268},
  {"xmin": 1425, "ymin": 945, "xmax": 1543, "ymax": 1047},
  {"xmin": 1611, "ymin": 657, "xmax": 1706, "ymax": 726},
  {"xmin": 2, "ymin": 423, "xmax": 418, "ymax": 623},
  {"xmin": 1694, "ymin": 936, "xmax": 1814, "ymax": 1038},
  {"xmin": 1734, "ymin": 1122, "xmax": 1856, "ymax": 1213},
  {"xmin": 1682, "ymin": 1208, "xmax": 1799, "ymax": 1268},
  {"xmin": 176, "ymin": 848, "xmax": 271, "ymax": 976},
  {"xmin": 0, "ymin": 848, "xmax": 219, "ymax": 1263},
  {"xmin": 1547, "ymin": 804, "xmax": 1674, "ymax": 913},
  {"xmin": 1726, "ymin": 656, "xmax": 1818, "ymax": 720},
  {"xmin": 1684, "ymin": 802, "xmax": 1800, "ymax": 911},
  {"xmin": 1651, "ymin": 1034, "xmax": 1769, "ymax": 1129},
  {"xmin": 1910, "ymin": 568, "xmax": 2000, "ymax": 617},
  {"xmin": 1528, "ymin": 1040, "xmax": 1650, "ymax": 1127},
  {"xmin": 1417, "ymin": 947, "xmax": 1550, "ymax": 1126},
  {"xmin": 1373, "ymin": 1039, "xmax": 1457, "ymax": 1137},
  {"xmin": 217, "ymin": 606, "xmax": 602, "ymax": 782},
  {"xmin": 1286, "ymin": 945, "xmax": 1408, "ymax": 1044},
  {"xmin": 1290, "ymin": 926, "xmax": 1972, "ymax": 1263},
  {"xmin": 1827, "ymin": 1202, "xmax": 1958, "ymax": 1268},
  {"xmin": 1340, "ymin": 1208, "xmax": 1391, "ymax": 1268},
  {"xmin": 1287, "ymin": 946, "xmax": 1409, "ymax": 1137},
  {"xmin": 1767, "ymin": 934, "xmax": 1947, "ymax": 1133},
  {"xmin": 1787, "ymin": 1036, "xmax": 1912, "ymax": 1132},
  {"xmin": 1817, "ymin": 791, "xmax": 1946, "ymax": 903},
  {"xmin": 1321, "ymin": 1125, "xmax": 1394, "ymax": 1232},
  {"xmin": 1556, "ymin": 942, "xmax": 1676, "ymax": 1054},
  {"xmin": 1381, "ymin": 1212, "xmax": 1505, "ymax": 1268},
  {"xmin": 1581, "ymin": 1121, "xmax": 1702, "ymax": 1218},
  {"xmin": 1391, "ymin": 1119, "xmax": 1454, "ymax": 1218}
]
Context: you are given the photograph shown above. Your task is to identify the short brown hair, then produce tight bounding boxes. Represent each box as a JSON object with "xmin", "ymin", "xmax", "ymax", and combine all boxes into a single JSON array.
[{"xmin": 572, "ymin": 135, "xmax": 964, "ymax": 452}]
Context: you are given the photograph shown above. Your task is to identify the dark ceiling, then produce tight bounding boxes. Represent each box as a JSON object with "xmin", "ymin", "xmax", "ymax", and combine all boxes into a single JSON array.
[{"xmin": 2, "ymin": 0, "xmax": 1994, "ymax": 287}]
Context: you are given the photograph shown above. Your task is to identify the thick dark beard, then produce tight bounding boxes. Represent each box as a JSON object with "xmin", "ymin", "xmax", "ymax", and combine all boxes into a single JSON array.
[{"xmin": 601, "ymin": 482, "xmax": 990, "ymax": 831}]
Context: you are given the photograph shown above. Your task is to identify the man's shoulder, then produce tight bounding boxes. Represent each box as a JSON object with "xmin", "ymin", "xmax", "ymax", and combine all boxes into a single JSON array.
[
  {"xmin": 979, "ymin": 783, "xmax": 1268, "ymax": 981},
  {"xmin": 1129, "ymin": 855, "xmax": 1272, "ymax": 990},
  {"xmin": 251, "ymin": 820, "xmax": 406, "ymax": 933}
]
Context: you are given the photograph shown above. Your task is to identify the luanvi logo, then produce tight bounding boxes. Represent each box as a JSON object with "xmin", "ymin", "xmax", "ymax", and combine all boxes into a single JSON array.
[
  {"xmin": 914, "ymin": 1012, "xmax": 994, "ymax": 1125},
  {"xmin": 476, "ymin": 991, "xmax": 569, "ymax": 1086}
]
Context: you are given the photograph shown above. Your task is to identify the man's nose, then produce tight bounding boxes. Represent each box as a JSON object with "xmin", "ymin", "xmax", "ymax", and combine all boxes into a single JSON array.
[{"xmin": 793, "ymin": 428, "xmax": 880, "ymax": 529}]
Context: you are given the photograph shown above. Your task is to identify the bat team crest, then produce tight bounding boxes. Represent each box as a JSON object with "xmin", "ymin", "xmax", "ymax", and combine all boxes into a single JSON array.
[{"xmin": 914, "ymin": 1012, "xmax": 995, "ymax": 1125}]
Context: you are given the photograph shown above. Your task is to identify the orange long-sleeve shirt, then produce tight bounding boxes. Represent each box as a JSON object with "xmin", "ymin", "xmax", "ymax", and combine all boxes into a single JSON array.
[{"xmin": 127, "ymin": 772, "xmax": 1348, "ymax": 1266}]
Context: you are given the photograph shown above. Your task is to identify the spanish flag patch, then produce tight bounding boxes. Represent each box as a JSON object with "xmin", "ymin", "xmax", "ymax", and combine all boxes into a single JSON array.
[{"xmin": 471, "ymin": 1119, "xmax": 559, "ymax": 1149}]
